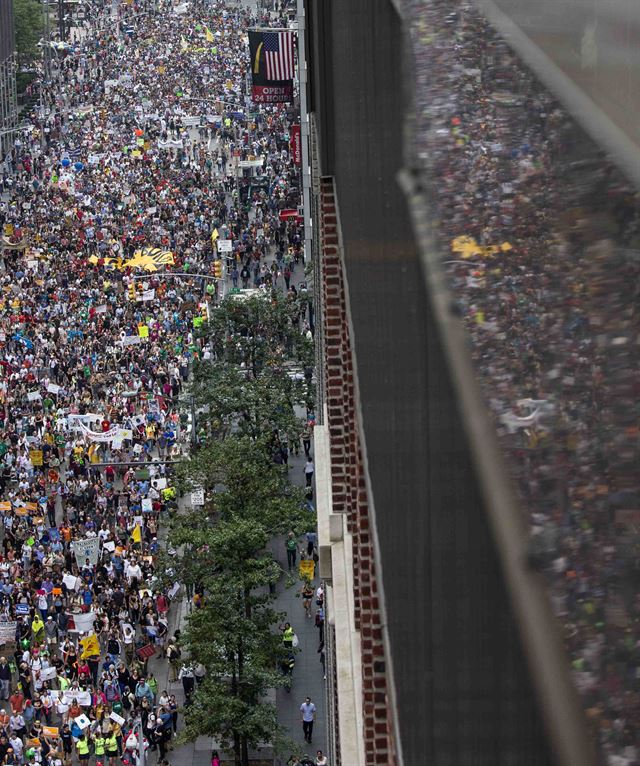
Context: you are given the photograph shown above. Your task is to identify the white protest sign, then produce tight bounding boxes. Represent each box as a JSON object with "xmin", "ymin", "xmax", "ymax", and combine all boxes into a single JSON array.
[
  {"xmin": 46, "ymin": 383, "xmax": 61, "ymax": 395},
  {"xmin": 103, "ymin": 541, "xmax": 116, "ymax": 553},
  {"xmin": 217, "ymin": 239, "xmax": 232, "ymax": 253},
  {"xmin": 95, "ymin": 304, "xmax": 108, "ymax": 314},
  {"xmin": 75, "ymin": 714, "xmax": 91, "ymax": 730},
  {"xmin": 71, "ymin": 611, "xmax": 96, "ymax": 633},
  {"xmin": 141, "ymin": 499, "xmax": 153, "ymax": 513},
  {"xmin": 62, "ymin": 690, "xmax": 91, "ymax": 706},
  {"xmin": 190, "ymin": 487, "xmax": 205, "ymax": 506},
  {"xmin": 40, "ymin": 666, "xmax": 57, "ymax": 681},
  {"xmin": 27, "ymin": 391, "xmax": 41, "ymax": 402},
  {"xmin": 110, "ymin": 712, "xmax": 125, "ymax": 726},
  {"xmin": 141, "ymin": 289, "xmax": 155, "ymax": 302},
  {"xmin": 121, "ymin": 335, "xmax": 142, "ymax": 346},
  {"xmin": 62, "ymin": 574, "xmax": 79, "ymax": 591},
  {"xmin": 72, "ymin": 537, "xmax": 100, "ymax": 567}
]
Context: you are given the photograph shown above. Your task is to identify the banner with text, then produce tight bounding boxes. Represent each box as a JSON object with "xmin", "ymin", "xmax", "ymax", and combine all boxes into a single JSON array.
[{"xmin": 248, "ymin": 31, "xmax": 293, "ymax": 104}]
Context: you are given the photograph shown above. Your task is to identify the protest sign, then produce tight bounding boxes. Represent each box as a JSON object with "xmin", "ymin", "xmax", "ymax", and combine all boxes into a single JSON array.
[
  {"xmin": 72, "ymin": 537, "xmax": 100, "ymax": 567},
  {"xmin": 190, "ymin": 487, "xmax": 205, "ymax": 506},
  {"xmin": 80, "ymin": 634, "xmax": 100, "ymax": 658},
  {"xmin": 121, "ymin": 335, "xmax": 142, "ymax": 346},
  {"xmin": 42, "ymin": 726, "xmax": 59, "ymax": 738},
  {"xmin": 62, "ymin": 574, "xmax": 79, "ymax": 591},
  {"xmin": 71, "ymin": 611, "xmax": 96, "ymax": 633},
  {"xmin": 75, "ymin": 714, "xmax": 91, "ymax": 730},
  {"xmin": 299, "ymin": 559, "xmax": 315, "ymax": 580},
  {"xmin": 29, "ymin": 450, "xmax": 43, "ymax": 467},
  {"xmin": 46, "ymin": 383, "xmax": 61, "ymax": 395},
  {"xmin": 62, "ymin": 690, "xmax": 91, "ymax": 706},
  {"xmin": 109, "ymin": 712, "xmax": 125, "ymax": 726}
]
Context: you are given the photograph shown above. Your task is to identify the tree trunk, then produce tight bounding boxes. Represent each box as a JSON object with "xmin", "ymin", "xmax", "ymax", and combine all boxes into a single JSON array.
[
  {"xmin": 241, "ymin": 735, "xmax": 249, "ymax": 766},
  {"xmin": 231, "ymin": 662, "xmax": 241, "ymax": 766}
]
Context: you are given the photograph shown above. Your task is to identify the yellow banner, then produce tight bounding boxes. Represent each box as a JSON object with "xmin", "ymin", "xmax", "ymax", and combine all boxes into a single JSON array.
[{"xmin": 80, "ymin": 634, "xmax": 100, "ymax": 659}]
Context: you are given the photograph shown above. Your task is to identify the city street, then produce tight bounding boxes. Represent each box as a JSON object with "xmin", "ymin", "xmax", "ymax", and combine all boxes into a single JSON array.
[{"xmin": 0, "ymin": 0, "xmax": 318, "ymax": 763}]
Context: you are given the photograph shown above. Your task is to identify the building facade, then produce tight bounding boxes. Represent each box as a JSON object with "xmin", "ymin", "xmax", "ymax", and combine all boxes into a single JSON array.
[
  {"xmin": 0, "ymin": 0, "xmax": 18, "ymax": 157},
  {"xmin": 307, "ymin": 1, "xmax": 595, "ymax": 765}
]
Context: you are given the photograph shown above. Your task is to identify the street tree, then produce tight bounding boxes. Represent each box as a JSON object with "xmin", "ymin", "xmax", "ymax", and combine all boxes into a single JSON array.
[
  {"xmin": 168, "ymin": 501, "xmax": 301, "ymax": 765},
  {"xmin": 191, "ymin": 360, "xmax": 309, "ymax": 443},
  {"xmin": 13, "ymin": 0, "xmax": 43, "ymax": 68},
  {"xmin": 205, "ymin": 292, "xmax": 314, "ymax": 377}
]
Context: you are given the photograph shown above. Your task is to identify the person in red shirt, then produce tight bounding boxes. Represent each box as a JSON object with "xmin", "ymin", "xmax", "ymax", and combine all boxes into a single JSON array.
[{"xmin": 9, "ymin": 689, "xmax": 24, "ymax": 715}]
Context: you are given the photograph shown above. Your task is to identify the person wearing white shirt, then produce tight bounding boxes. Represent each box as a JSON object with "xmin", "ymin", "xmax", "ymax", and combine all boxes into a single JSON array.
[{"xmin": 125, "ymin": 560, "xmax": 142, "ymax": 583}]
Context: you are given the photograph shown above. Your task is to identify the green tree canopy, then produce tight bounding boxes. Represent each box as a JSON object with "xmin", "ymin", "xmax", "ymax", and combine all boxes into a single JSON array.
[{"xmin": 13, "ymin": 0, "xmax": 43, "ymax": 67}]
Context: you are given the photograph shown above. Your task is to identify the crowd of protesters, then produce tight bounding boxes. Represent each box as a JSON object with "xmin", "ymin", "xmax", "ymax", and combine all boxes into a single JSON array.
[
  {"xmin": 411, "ymin": 1, "xmax": 640, "ymax": 763},
  {"xmin": 0, "ymin": 0, "xmax": 310, "ymax": 763}
]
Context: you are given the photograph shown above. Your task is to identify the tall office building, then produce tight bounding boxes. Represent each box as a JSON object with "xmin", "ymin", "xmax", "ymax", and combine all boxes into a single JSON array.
[{"xmin": 0, "ymin": 0, "xmax": 18, "ymax": 157}]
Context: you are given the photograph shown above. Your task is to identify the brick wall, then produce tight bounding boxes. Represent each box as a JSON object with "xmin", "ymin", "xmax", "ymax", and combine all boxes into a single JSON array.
[{"xmin": 319, "ymin": 176, "xmax": 396, "ymax": 766}]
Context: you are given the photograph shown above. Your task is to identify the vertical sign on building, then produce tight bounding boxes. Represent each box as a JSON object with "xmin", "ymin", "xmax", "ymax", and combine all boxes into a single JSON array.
[
  {"xmin": 290, "ymin": 124, "xmax": 301, "ymax": 165},
  {"xmin": 248, "ymin": 30, "xmax": 295, "ymax": 104}
]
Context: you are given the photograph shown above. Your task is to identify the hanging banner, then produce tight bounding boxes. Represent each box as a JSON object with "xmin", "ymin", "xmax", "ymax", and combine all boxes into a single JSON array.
[
  {"xmin": 248, "ymin": 31, "xmax": 293, "ymax": 104},
  {"xmin": 72, "ymin": 538, "xmax": 100, "ymax": 567},
  {"xmin": 290, "ymin": 125, "xmax": 301, "ymax": 166}
]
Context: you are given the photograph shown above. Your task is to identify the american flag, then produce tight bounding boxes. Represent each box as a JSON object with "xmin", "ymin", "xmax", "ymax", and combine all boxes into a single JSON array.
[{"xmin": 263, "ymin": 31, "xmax": 296, "ymax": 81}]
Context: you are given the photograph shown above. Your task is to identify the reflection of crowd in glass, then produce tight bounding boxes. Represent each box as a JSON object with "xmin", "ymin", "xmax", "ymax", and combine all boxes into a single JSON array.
[
  {"xmin": 0, "ymin": 0, "xmax": 308, "ymax": 763},
  {"xmin": 410, "ymin": 1, "xmax": 640, "ymax": 762}
]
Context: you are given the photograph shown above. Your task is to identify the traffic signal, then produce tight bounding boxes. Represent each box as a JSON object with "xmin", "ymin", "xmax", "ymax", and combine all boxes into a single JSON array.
[
  {"xmin": 213, "ymin": 260, "xmax": 222, "ymax": 279},
  {"xmin": 128, "ymin": 282, "xmax": 135, "ymax": 300}
]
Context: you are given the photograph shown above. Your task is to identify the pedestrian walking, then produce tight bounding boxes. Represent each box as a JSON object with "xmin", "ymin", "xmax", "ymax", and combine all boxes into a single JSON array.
[
  {"xmin": 318, "ymin": 641, "xmax": 326, "ymax": 680},
  {"xmin": 304, "ymin": 458, "xmax": 314, "ymax": 488},
  {"xmin": 302, "ymin": 424, "xmax": 312, "ymax": 458},
  {"xmin": 305, "ymin": 530, "xmax": 318, "ymax": 556},
  {"xmin": 300, "ymin": 696, "xmax": 317, "ymax": 744},
  {"xmin": 301, "ymin": 581, "xmax": 314, "ymax": 617},
  {"xmin": 0, "ymin": 658, "xmax": 11, "ymax": 700},
  {"xmin": 286, "ymin": 532, "xmax": 298, "ymax": 572}
]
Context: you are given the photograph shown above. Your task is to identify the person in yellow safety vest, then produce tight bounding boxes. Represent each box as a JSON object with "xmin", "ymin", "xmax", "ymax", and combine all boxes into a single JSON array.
[
  {"xmin": 105, "ymin": 730, "xmax": 119, "ymax": 766},
  {"xmin": 281, "ymin": 622, "xmax": 295, "ymax": 649},
  {"xmin": 76, "ymin": 734, "xmax": 90, "ymax": 762},
  {"xmin": 93, "ymin": 732, "xmax": 106, "ymax": 759}
]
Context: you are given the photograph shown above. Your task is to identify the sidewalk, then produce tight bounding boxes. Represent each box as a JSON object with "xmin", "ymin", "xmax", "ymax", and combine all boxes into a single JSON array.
[{"xmin": 270, "ymin": 443, "xmax": 327, "ymax": 764}]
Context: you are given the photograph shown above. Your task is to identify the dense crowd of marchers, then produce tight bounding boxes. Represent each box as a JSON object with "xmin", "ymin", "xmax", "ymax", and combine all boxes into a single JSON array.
[
  {"xmin": 0, "ymin": 0, "xmax": 324, "ymax": 764},
  {"xmin": 411, "ymin": 1, "xmax": 640, "ymax": 763}
]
